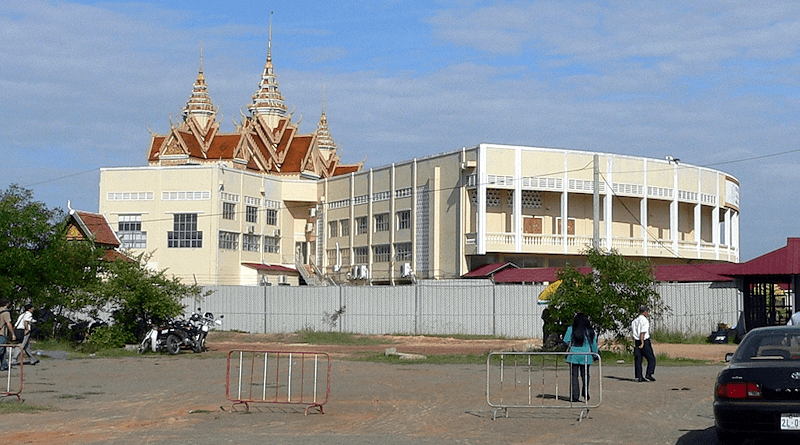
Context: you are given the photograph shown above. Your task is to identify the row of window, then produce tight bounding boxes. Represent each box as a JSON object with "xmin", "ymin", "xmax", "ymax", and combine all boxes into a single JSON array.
[
  {"xmin": 222, "ymin": 203, "xmax": 277, "ymax": 225},
  {"xmin": 219, "ymin": 231, "xmax": 280, "ymax": 253},
  {"xmin": 328, "ymin": 242, "xmax": 412, "ymax": 265},
  {"xmin": 328, "ymin": 210, "xmax": 411, "ymax": 238},
  {"xmin": 118, "ymin": 213, "xmax": 279, "ymax": 251}
]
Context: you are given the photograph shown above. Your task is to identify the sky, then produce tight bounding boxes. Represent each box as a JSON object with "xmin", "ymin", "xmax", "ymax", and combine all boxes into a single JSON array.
[{"xmin": 2, "ymin": 0, "xmax": 800, "ymax": 262}]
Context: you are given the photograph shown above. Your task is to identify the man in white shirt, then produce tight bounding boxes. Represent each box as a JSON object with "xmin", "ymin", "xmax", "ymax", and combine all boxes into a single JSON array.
[
  {"xmin": 631, "ymin": 305, "xmax": 656, "ymax": 382},
  {"xmin": 787, "ymin": 310, "xmax": 800, "ymax": 326}
]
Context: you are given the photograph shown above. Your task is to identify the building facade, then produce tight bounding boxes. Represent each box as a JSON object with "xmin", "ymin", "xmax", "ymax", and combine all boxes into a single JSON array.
[
  {"xmin": 98, "ymin": 39, "xmax": 740, "ymax": 286},
  {"xmin": 318, "ymin": 144, "xmax": 739, "ymax": 284}
]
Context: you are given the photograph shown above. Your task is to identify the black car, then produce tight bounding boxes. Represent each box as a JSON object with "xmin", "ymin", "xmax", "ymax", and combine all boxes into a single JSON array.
[{"xmin": 714, "ymin": 326, "xmax": 800, "ymax": 444}]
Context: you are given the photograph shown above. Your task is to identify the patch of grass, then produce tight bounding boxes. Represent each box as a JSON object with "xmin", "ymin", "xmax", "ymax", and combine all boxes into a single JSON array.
[
  {"xmin": 0, "ymin": 401, "xmax": 52, "ymax": 414},
  {"xmin": 294, "ymin": 330, "xmax": 394, "ymax": 346},
  {"xmin": 353, "ymin": 351, "xmax": 492, "ymax": 365},
  {"xmin": 651, "ymin": 330, "xmax": 710, "ymax": 344}
]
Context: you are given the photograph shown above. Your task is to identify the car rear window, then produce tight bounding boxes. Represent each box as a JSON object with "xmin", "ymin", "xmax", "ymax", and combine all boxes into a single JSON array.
[{"xmin": 733, "ymin": 332, "xmax": 800, "ymax": 362}]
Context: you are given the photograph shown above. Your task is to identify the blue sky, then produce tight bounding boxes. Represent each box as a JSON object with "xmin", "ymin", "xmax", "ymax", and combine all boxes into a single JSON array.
[{"xmin": 2, "ymin": 0, "xmax": 800, "ymax": 262}]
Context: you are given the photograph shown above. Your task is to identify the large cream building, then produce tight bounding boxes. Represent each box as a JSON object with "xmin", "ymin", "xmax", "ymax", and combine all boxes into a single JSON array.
[
  {"xmin": 99, "ymin": 39, "xmax": 740, "ymax": 286},
  {"xmin": 319, "ymin": 145, "xmax": 739, "ymax": 284}
]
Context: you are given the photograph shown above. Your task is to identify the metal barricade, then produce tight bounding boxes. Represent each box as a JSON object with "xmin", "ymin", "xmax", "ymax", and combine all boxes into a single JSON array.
[
  {"xmin": 486, "ymin": 351, "xmax": 601, "ymax": 420},
  {"xmin": 226, "ymin": 350, "xmax": 330, "ymax": 414},
  {"xmin": 1, "ymin": 344, "xmax": 24, "ymax": 401}
]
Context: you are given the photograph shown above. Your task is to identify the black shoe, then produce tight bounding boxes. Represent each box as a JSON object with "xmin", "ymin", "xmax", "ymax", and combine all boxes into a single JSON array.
[
  {"xmin": 646, "ymin": 375, "xmax": 656, "ymax": 382},
  {"xmin": 636, "ymin": 377, "xmax": 646, "ymax": 382},
  {"xmin": 570, "ymin": 398, "xmax": 580, "ymax": 402}
]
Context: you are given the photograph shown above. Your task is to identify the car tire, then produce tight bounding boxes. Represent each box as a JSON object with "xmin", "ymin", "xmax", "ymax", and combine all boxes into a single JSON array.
[
  {"xmin": 715, "ymin": 428, "xmax": 743, "ymax": 445},
  {"xmin": 166, "ymin": 334, "xmax": 181, "ymax": 355}
]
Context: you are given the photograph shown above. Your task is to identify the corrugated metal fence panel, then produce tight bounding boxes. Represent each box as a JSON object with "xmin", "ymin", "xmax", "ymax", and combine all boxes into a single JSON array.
[
  {"xmin": 416, "ymin": 281, "xmax": 493, "ymax": 335},
  {"xmin": 656, "ymin": 282, "xmax": 740, "ymax": 335},
  {"xmin": 342, "ymin": 286, "xmax": 415, "ymax": 335},
  {"xmin": 192, "ymin": 282, "xmax": 742, "ymax": 337},
  {"xmin": 494, "ymin": 284, "xmax": 547, "ymax": 338},
  {"xmin": 184, "ymin": 286, "xmax": 265, "ymax": 333},
  {"xmin": 265, "ymin": 286, "xmax": 340, "ymax": 333}
]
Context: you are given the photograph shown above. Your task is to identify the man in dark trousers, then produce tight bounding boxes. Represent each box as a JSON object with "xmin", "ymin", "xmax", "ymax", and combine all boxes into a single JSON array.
[{"xmin": 632, "ymin": 305, "xmax": 656, "ymax": 382}]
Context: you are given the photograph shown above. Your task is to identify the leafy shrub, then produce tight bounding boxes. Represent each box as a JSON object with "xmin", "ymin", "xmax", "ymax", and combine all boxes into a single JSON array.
[{"xmin": 82, "ymin": 325, "xmax": 134, "ymax": 352}]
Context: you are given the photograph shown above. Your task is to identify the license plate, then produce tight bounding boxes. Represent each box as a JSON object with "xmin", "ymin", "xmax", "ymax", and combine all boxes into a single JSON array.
[{"xmin": 781, "ymin": 414, "xmax": 800, "ymax": 430}]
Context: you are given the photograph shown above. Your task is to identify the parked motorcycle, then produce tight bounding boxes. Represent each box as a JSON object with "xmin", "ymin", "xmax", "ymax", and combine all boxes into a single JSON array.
[{"xmin": 138, "ymin": 308, "xmax": 223, "ymax": 355}]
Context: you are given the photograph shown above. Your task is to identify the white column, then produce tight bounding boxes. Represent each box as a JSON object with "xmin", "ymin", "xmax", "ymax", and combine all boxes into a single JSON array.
[
  {"xmin": 514, "ymin": 147, "xmax": 523, "ymax": 252},
  {"xmin": 641, "ymin": 159, "xmax": 648, "ymax": 255},
  {"xmin": 604, "ymin": 156, "xmax": 613, "ymax": 250},
  {"xmin": 477, "ymin": 145, "xmax": 487, "ymax": 255},
  {"xmin": 671, "ymin": 162, "xmax": 679, "ymax": 255},
  {"xmin": 562, "ymin": 152, "xmax": 569, "ymax": 254}
]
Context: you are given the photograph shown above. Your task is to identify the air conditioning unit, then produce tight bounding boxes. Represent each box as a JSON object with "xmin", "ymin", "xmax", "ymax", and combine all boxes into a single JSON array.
[
  {"xmin": 358, "ymin": 265, "xmax": 369, "ymax": 280},
  {"xmin": 400, "ymin": 263, "xmax": 412, "ymax": 278},
  {"xmin": 278, "ymin": 274, "xmax": 287, "ymax": 284},
  {"xmin": 309, "ymin": 207, "xmax": 316, "ymax": 217},
  {"xmin": 306, "ymin": 223, "xmax": 314, "ymax": 232},
  {"xmin": 247, "ymin": 225, "xmax": 255, "ymax": 233},
  {"xmin": 273, "ymin": 229, "xmax": 281, "ymax": 237},
  {"xmin": 350, "ymin": 266, "xmax": 359, "ymax": 279}
]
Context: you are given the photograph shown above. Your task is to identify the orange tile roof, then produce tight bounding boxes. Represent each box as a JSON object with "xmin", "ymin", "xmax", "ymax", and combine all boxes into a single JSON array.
[
  {"xmin": 72, "ymin": 211, "xmax": 120, "ymax": 247},
  {"xmin": 282, "ymin": 135, "xmax": 312, "ymax": 172}
]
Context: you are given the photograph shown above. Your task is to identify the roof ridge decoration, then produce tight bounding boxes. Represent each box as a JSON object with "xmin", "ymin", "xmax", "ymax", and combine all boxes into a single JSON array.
[{"xmin": 248, "ymin": 13, "xmax": 288, "ymax": 119}]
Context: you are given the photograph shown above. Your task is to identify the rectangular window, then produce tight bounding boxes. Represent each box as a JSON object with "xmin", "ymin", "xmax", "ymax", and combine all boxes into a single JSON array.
[
  {"xmin": 355, "ymin": 216, "xmax": 368, "ymax": 235},
  {"xmin": 263, "ymin": 236, "xmax": 280, "ymax": 253},
  {"xmin": 340, "ymin": 247, "xmax": 351, "ymax": 265},
  {"xmin": 243, "ymin": 234, "xmax": 260, "ymax": 252},
  {"xmin": 354, "ymin": 246, "xmax": 368, "ymax": 263},
  {"xmin": 223, "ymin": 202, "xmax": 236, "ymax": 220},
  {"xmin": 327, "ymin": 249, "xmax": 337, "ymax": 265},
  {"xmin": 246, "ymin": 205, "xmax": 258, "ymax": 223},
  {"xmin": 396, "ymin": 210, "xmax": 411, "ymax": 230},
  {"xmin": 374, "ymin": 213, "xmax": 389, "ymax": 232},
  {"xmin": 373, "ymin": 244, "xmax": 390, "ymax": 262},
  {"xmin": 340, "ymin": 219, "xmax": 350, "ymax": 236},
  {"xmin": 265, "ymin": 209, "xmax": 277, "ymax": 226},
  {"xmin": 218, "ymin": 231, "xmax": 239, "ymax": 250},
  {"xmin": 395, "ymin": 242, "xmax": 412, "ymax": 261},
  {"xmin": 117, "ymin": 214, "xmax": 146, "ymax": 249},
  {"xmin": 167, "ymin": 214, "xmax": 202, "ymax": 248},
  {"xmin": 328, "ymin": 220, "xmax": 338, "ymax": 238}
]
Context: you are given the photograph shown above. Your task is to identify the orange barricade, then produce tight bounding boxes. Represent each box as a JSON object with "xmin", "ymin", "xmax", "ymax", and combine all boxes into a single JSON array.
[
  {"xmin": 226, "ymin": 350, "xmax": 330, "ymax": 415},
  {"xmin": 1, "ymin": 344, "xmax": 24, "ymax": 401}
]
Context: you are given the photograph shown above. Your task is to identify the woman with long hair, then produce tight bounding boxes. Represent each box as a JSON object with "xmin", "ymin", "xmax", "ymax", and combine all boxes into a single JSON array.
[{"xmin": 564, "ymin": 312, "xmax": 598, "ymax": 402}]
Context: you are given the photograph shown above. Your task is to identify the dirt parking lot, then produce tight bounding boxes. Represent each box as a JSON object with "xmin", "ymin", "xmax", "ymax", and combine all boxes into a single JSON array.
[{"xmin": 0, "ymin": 337, "xmax": 755, "ymax": 445}]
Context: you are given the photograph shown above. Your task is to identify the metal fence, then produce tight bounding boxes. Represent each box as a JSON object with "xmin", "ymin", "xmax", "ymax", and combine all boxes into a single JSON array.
[
  {"xmin": 183, "ymin": 280, "xmax": 740, "ymax": 338},
  {"xmin": 486, "ymin": 351, "xmax": 601, "ymax": 421}
]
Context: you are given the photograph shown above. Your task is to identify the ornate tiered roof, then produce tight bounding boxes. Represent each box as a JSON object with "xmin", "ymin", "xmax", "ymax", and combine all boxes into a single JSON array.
[{"xmin": 146, "ymin": 26, "xmax": 361, "ymax": 179}]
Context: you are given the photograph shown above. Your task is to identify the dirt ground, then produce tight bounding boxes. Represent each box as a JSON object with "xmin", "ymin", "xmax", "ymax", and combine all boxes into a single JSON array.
[{"xmin": 0, "ymin": 335, "xmax": 744, "ymax": 445}]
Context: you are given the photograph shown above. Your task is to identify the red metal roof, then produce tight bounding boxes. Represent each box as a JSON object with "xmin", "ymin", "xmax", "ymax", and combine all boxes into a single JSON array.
[
  {"xmin": 462, "ymin": 262, "xmax": 518, "ymax": 278},
  {"xmin": 241, "ymin": 263, "xmax": 297, "ymax": 273},
  {"xmin": 723, "ymin": 238, "xmax": 800, "ymax": 276}
]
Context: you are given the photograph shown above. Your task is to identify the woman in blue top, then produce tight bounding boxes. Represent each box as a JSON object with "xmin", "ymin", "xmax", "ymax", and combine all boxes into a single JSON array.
[{"xmin": 564, "ymin": 312, "xmax": 598, "ymax": 402}]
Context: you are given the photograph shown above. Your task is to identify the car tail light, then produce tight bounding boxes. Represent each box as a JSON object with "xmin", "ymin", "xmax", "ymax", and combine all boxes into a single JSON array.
[{"xmin": 717, "ymin": 382, "xmax": 762, "ymax": 399}]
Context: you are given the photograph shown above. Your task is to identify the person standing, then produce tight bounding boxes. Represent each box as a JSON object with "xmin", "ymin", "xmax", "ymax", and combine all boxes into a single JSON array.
[
  {"xmin": 564, "ymin": 312, "xmax": 598, "ymax": 402},
  {"xmin": 11, "ymin": 303, "xmax": 39, "ymax": 366},
  {"xmin": 787, "ymin": 310, "xmax": 800, "ymax": 326},
  {"xmin": 0, "ymin": 298, "xmax": 18, "ymax": 371},
  {"xmin": 632, "ymin": 305, "xmax": 656, "ymax": 382}
]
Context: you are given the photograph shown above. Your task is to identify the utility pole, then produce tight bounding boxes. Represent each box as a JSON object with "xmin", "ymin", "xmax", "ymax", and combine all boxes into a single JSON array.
[{"xmin": 593, "ymin": 154, "xmax": 600, "ymax": 251}]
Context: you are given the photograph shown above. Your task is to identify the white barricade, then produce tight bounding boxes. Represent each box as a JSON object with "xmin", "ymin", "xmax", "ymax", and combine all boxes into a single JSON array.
[
  {"xmin": 1, "ymin": 344, "xmax": 24, "ymax": 401},
  {"xmin": 225, "ymin": 350, "xmax": 330, "ymax": 414},
  {"xmin": 486, "ymin": 351, "xmax": 601, "ymax": 420}
]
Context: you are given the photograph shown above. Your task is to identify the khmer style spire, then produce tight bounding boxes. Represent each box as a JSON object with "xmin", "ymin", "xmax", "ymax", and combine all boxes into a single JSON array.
[
  {"xmin": 248, "ymin": 15, "xmax": 288, "ymax": 120},
  {"xmin": 182, "ymin": 47, "xmax": 216, "ymax": 129},
  {"xmin": 315, "ymin": 87, "xmax": 337, "ymax": 153}
]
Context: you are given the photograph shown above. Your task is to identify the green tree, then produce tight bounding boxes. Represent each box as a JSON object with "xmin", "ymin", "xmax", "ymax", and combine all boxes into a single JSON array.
[
  {"xmin": 90, "ymin": 253, "xmax": 208, "ymax": 342},
  {"xmin": 0, "ymin": 184, "xmax": 102, "ymax": 337},
  {"xmin": 547, "ymin": 248, "xmax": 665, "ymax": 344}
]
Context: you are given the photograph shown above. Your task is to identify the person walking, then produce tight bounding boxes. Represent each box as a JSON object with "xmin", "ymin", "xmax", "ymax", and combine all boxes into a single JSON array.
[
  {"xmin": 632, "ymin": 305, "xmax": 656, "ymax": 382},
  {"xmin": 564, "ymin": 312, "xmax": 598, "ymax": 402},
  {"xmin": 11, "ymin": 303, "xmax": 39, "ymax": 366},
  {"xmin": 0, "ymin": 298, "xmax": 18, "ymax": 371}
]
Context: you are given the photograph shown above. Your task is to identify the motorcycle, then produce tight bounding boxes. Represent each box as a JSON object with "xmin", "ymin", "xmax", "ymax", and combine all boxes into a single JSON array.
[{"xmin": 138, "ymin": 308, "xmax": 223, "ymax": 355}]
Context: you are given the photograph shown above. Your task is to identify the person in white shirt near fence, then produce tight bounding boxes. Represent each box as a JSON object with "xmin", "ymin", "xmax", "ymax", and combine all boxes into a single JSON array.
[
  {"xmin": 11, "ymin": 303, "xmax": 38, "ymax": 366},
  {"xmin": 631, "ymin": 305, "xmax": 656, "ymax": 382}
]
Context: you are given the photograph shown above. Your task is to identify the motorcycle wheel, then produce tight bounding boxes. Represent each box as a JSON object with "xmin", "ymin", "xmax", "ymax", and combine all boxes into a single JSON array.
[
  {"xmin": 138, "ymin": 339, "xmax": 150, "ymax": 354},
  {"xmin": 166, "ymin": 334, "xmax": 181, "ymax": 355}
]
